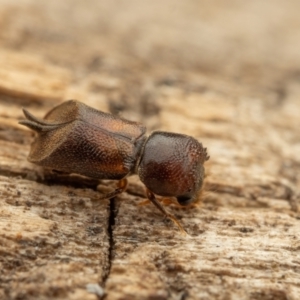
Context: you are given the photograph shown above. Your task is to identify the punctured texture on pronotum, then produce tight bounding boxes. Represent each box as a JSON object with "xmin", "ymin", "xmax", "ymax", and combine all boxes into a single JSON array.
[{"xmin": 138, "ymin": 131, "xmax": 209, "ymax": 205}]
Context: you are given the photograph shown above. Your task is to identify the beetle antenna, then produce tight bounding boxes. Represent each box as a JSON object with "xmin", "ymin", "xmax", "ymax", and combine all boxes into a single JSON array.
[{"xmin": 146, "ymin": 189, "xmax": 187, "ymax": 235}]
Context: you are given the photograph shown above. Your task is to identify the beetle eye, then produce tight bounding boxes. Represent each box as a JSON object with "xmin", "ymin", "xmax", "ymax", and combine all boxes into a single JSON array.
[{"xmin": 177, "ymin": 195, "xmax": 194, "ymax": 206}]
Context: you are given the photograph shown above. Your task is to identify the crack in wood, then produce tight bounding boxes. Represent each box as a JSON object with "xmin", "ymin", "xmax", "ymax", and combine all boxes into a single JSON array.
[{"xmin": 101, "ymin": 198, "xmax": 116, "ymax": 299}]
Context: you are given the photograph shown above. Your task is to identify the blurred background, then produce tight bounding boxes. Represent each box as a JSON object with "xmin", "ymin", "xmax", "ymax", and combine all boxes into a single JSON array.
[
  {"xmin": 1, "ymin": 0, "xmax": 300, "ymax": 185},
  {"xmin": 1, "ymin": 0, "xmax": 300, "ymax": 109}
]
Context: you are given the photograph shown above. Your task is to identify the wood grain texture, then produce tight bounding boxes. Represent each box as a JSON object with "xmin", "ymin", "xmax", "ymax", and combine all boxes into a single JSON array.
[{"xmin": 0, "ymin": 0, "xmax": 300, "ymax": 299}]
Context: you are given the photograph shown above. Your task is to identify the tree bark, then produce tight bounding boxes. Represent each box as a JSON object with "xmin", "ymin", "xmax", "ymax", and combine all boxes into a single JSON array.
[{"xmin": 0, "ymin": 1, "xmax": 300, "ymax": 299}]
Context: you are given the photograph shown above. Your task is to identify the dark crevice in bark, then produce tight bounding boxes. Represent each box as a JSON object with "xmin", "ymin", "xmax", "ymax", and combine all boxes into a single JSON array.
[{"xmin": 101, "ymin": 197, "xmax": 116, "ymax": 299}]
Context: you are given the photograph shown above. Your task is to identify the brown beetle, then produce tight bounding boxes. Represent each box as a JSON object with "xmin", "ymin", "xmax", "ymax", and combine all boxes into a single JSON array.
[{"xmin": 19, "ymin": 100, "xmax": 209, "ymax": 232}]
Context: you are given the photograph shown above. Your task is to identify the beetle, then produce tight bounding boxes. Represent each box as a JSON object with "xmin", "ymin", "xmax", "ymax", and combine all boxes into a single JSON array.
[{"xmin": 19, "ymin": 100, "xmax": 209, "ymax": 232}]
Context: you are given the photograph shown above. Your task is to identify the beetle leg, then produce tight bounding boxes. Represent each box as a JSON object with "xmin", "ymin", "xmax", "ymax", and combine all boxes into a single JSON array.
[
  {"xmin": 146, "ymin": 189, "xmax": 187, "ymax": 234},
  {"xmin": 99, "ymin": 178, "xmax": 128, "ymax": 200},
  {"xmin": 138, "ymin": 198, "xmax": 173, "ymax": 207},
  {"xmin": 138, "ymin": 199, "xmax": 151, "ymax": 206},
  {"xmin": 139, "ymin": 197, "xmax": 197, "ymax": 209},
  {"xmin": 139, "ymin": 197, "xmax": 175, "ymax": 207},
  {"xmin": 160, "ymin": 198, "xmax": 177, "ymax": 206}
]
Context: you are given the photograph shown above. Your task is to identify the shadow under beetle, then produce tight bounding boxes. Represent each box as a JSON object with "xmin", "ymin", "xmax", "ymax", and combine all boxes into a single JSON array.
[{"xmin": 19, "ymin": 100, "xmax": 209, "ymax": 232}]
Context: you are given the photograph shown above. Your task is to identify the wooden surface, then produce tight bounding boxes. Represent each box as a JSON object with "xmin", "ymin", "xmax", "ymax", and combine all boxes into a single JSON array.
[{"xmin": 1, "ymin": 1, "xmax": 300, "ymax": 299}]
